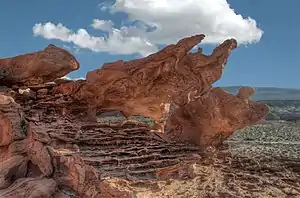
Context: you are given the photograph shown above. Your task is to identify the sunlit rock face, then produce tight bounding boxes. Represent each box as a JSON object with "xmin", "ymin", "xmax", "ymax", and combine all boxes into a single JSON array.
[
  {"xmin": 165, "ymin": 87, "xmax": 269, "ymax": 148},
  {"xmin": 0, "ymin": 34, "xmax": 270, "ymax": 197},
  {"xmin": 0, "ymin": 44, "xmax": 79, "ymax": 86},
  {"xmin": 57, "ymin": 35, "xmax": 238, "ymax": 132}
]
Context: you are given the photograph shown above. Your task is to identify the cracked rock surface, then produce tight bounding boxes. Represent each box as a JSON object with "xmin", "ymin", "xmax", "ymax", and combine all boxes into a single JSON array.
[{"xmin": 1, "ymin": 34, "xmax": 296, "ymax": 198}]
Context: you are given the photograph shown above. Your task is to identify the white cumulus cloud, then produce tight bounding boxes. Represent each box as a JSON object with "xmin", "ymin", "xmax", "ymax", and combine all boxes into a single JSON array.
[
  {"xmin": 33, "ymin": 22, "xmax": 157, "ymax": 56},
  {"xmin": 90, "ymin": 19, "xmax": 114, "ymax": 32},
  {"xmin": 61, "ymin": 75, "xmax": 86, "ymax": 80},
  {"xmin": 33, "ymin": 0, "xmax": 263, "ymax": 56},
  {"xmin": 62, "ymin": 44, "xmax": 81, "ymax": 54}
]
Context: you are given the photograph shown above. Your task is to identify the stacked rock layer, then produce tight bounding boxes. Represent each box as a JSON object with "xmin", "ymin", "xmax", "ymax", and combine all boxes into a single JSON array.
[{"xmin": 0, "ymin": 34, "xmax": 269, "ymax": 197}]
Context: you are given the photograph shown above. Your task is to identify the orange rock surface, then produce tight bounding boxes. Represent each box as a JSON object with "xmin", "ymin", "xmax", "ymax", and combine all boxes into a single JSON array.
[
  {"xmin": 0, "ymin": 94, "xmax": 134, "ymax": 197},
  {"xmin": 56, "ymin": 35, "xmax": 238, "ymax": 132},
  {"xmin": 0, "ymin": 44, "xmax": 79, "ymax": 86},
  {"xmin": 0, "ymin": 34, "xmax": 270, "ymax": 197},
  {"xmin": 165, "ymin": 87, "xmax": 269, "ymax": 148}
]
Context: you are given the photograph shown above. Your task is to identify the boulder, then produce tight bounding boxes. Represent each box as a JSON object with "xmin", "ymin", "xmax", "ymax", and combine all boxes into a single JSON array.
[{"xmin": 0, "ymin": 45, "xmax": 79, "ymax": 86}]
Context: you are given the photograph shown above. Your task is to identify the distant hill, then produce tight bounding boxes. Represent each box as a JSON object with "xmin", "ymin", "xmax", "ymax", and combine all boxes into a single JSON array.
[{"xmin": 222, "ymin": 86, "xmax": 300, "ymax": 100}]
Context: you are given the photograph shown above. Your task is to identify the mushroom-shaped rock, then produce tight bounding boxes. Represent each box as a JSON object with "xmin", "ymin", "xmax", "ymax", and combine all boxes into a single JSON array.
[
  {"xmin": 165, "ymin": 87, "xmax": 269, "ymax": 148},
  {"xmin": 0, "ymin": 44, "xmax": 79, "ymax": 86}
]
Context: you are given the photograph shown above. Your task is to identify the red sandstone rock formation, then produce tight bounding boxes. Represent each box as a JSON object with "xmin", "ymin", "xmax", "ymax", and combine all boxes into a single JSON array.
[
  {"xmin": 0, "ymin": 44, "xmax": 79, "ymax": 86},
  {"xmin": 0, "ymin": 94, "xmax": 134, "ymax": 197},
  {"xmin": 0, "ymin": 34, "xmax": 270, "ymax": 197},
  {"xmin": 55, "ymin": 35, "xmax": 237, "ymax": 132},
  {"xmin": 165, "ymin": 87, "xmax": 269, "ymax": 148}
]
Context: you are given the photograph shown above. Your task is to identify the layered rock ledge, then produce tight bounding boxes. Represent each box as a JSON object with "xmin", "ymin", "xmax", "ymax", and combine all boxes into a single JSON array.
[{"xmin": 0, "ymin": 34, "xmax": 276, "ymax": 197}]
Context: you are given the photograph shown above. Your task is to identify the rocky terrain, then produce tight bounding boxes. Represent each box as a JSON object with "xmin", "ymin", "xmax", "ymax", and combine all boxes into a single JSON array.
[
  {"xmin": 227, "ymin": 101, "xmax": 300, "ymax": 166},
  {"xmin": 0, "ymin": 34, "xmax": 299, "ymax": 198}
]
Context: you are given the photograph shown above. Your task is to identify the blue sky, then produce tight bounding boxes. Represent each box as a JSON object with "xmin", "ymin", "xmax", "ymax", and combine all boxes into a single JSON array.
[{"xmin": 0, "ymin": 0, "xmax": 299, "ymax": 88}]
